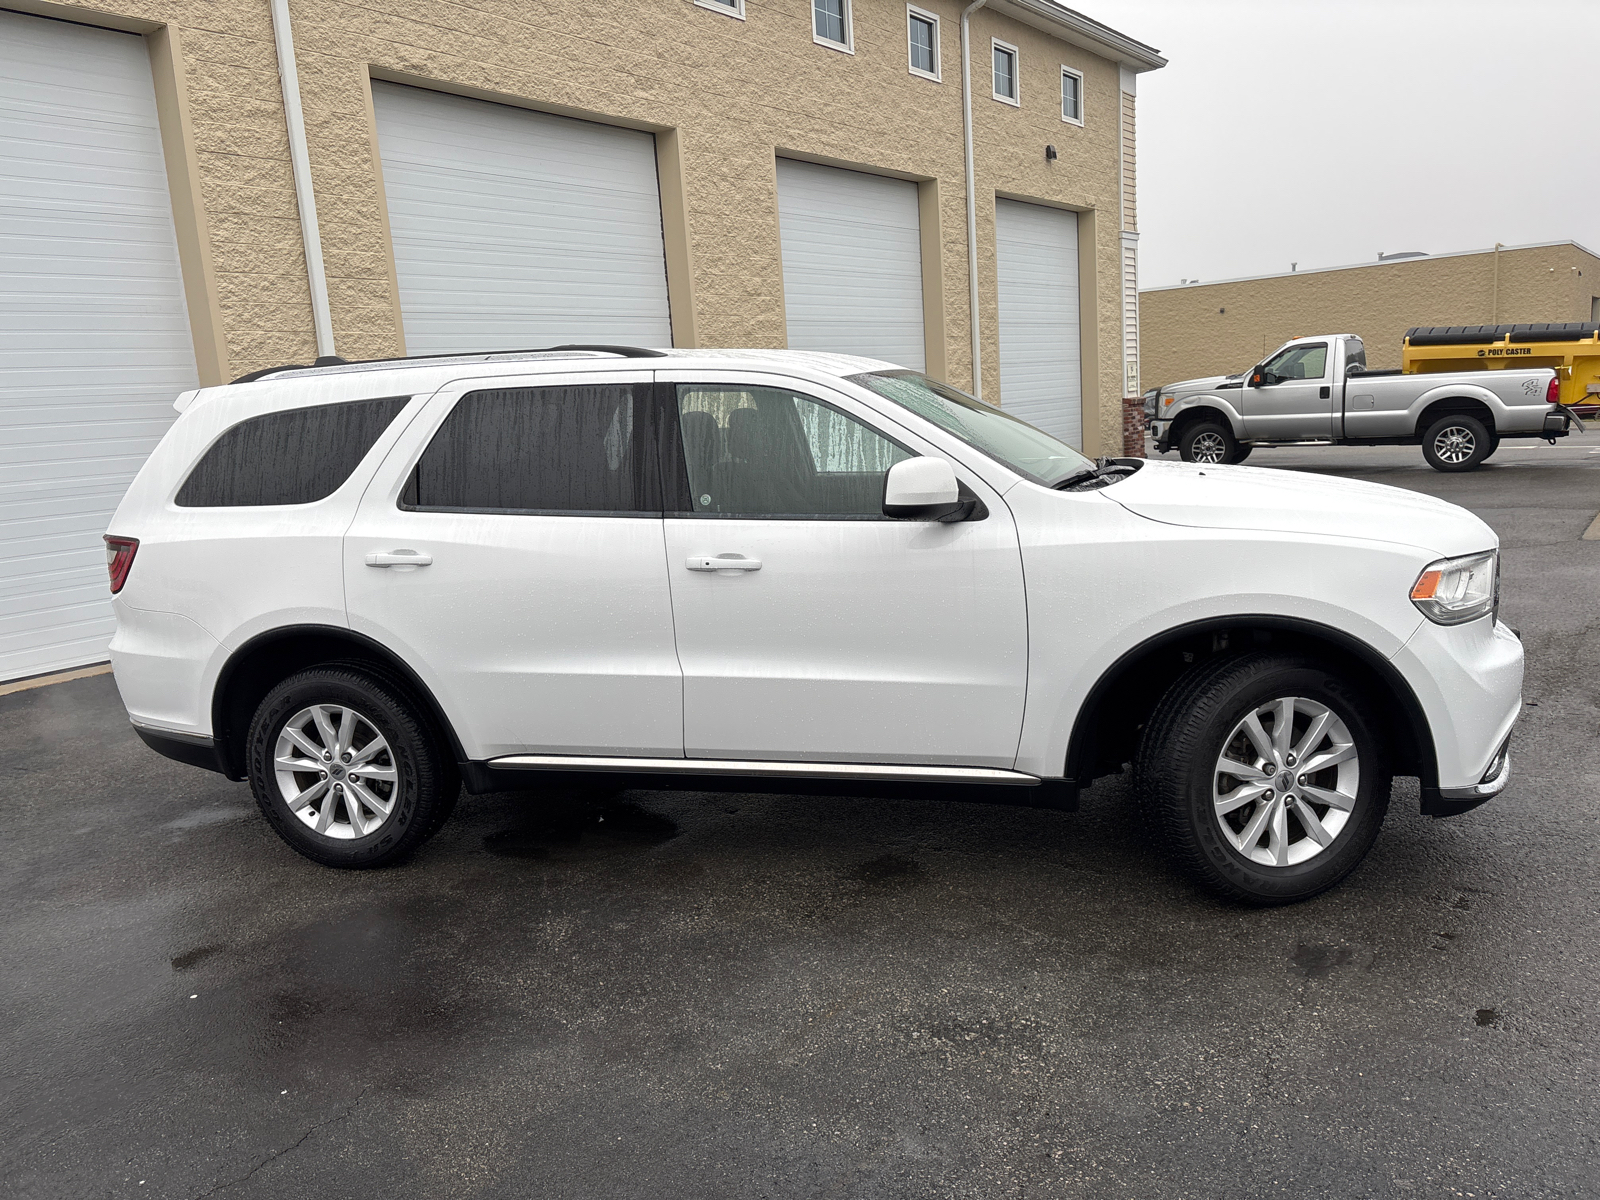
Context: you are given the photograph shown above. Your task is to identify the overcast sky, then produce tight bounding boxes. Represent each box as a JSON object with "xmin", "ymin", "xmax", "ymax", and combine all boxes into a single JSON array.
[{"xmin": 1084, "ymin": 0, "xmax": 1600, "ymax": 288}]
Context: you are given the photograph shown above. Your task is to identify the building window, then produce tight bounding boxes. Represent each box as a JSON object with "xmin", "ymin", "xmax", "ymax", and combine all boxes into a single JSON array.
[
  {"xmin": 907, "ymin": 6, "xmax": 940, "ymax": 80},
  {"xmin": 992, "ymin": 40, "xmax": 1019, "ymax": 105},
  {"xmin": 693, "ymin": 0, "xmax": 745, "ymax": 17},
  {"xmin": 813, "ymin": 0, "xmax": 852, "ymax": 52},
  {"xmin": 1061, "ymin": 66, "xmax": 1083, "ymax": 124}
]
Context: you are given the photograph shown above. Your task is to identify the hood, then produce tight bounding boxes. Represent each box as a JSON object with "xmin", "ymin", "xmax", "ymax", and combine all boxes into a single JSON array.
[
  {"xmin": 1109, "ymin": 460, "xmax": 1497, "ymax": 558},
  {"xmin": 1165, "ymin": 373, "xmax": 1234, "ymax": 394}
]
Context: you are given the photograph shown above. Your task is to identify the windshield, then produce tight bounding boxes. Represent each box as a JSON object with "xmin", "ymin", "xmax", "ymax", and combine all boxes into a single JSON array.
[{"xmin": 850, "ymin": 371, "xmax": 1093, "ymax": 487}]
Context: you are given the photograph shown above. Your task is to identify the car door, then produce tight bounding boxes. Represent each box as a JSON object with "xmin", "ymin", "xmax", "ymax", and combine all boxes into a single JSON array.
[
  {"xmin": 1242, "ymin": 341, "xmax": 1333, "ymax": 440},
  {"xmin": 660, "ymin": 370, "xmax": 1028, "ymax": 768},
  {"xmin": 343, "ymin": 370, "xmax": 682, "ymax": 761}
]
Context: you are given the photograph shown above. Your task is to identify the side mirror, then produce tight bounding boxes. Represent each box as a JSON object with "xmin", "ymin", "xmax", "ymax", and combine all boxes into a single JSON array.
[
  {"xmin": 1249, "ymin": 369, "xmax": 1266, "ymax": 387},
  {"xmin": 883, "ymin": 457, "xmax": 968, "ymax": 521}
]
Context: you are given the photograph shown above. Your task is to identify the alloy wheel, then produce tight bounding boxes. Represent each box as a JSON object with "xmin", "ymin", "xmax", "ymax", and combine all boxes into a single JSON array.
[
  {"xmin": 273, "ymin": 704, "xmax": 399, "ymax": 839},
  {"xmin": 1432, "ymin": 425, "xmax": 1477, "ymax": 465},
  {"xmin": 1212, "ymin": 696, "xmax": 1359, "ymax": 866},
  {"xmin": 1190, "ymin": 432, "xmax": 1227, "ymax": 464}
]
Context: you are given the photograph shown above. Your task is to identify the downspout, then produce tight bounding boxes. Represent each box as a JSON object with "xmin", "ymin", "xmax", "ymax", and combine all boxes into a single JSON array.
[
  {"xmin": 270, "ymin": 0, "xmax": 337, "ymax": 359},
  {"xmin": 961, "ymin": 0, "xmax": 990, "ymax": 399}
]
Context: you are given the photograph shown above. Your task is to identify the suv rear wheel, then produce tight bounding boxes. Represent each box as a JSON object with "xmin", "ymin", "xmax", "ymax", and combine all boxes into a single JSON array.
[
  {"xmin": 1177, "ymin": 420, "xmax": 1237, "ymax": 465},
  {"xmin": 1421, "ymin": 414, "xmax": 1494, "ymax": 472},
  {"xmin": 1133, "ymin": 653, "xmax": 1391, "ymax": 904},
  {"xmin": 246, "ymin": 667, "xmax": 458, "ymax": 867}
]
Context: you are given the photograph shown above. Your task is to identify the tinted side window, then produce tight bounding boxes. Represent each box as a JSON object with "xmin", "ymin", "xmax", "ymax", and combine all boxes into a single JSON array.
[
  {"xmin": 176, "ymin": 396, "xmax": 410, "ymax": 507},
  {"xmin": 406, "ymin": 384, "xmax": 655, "ymax": 514},
  {"xmin": 676, "ymin": 384, "xmax": 911, "ymax": 517},
  {"xmin": 1264, "ymin": 343, "xmax": 1328, "ymax": 380}
]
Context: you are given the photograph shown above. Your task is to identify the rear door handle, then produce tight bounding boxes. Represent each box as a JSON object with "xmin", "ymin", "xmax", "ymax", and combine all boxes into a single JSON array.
[
  {"xmin": 365, "ymin": 550, "xmax": 433, "ymax": 567},
  {"xmin": 686, "ymin": 554, "xmax": 762, "ymax": 572}
]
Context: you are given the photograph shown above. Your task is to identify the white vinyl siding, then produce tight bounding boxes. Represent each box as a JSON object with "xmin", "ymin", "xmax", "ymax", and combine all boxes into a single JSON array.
[
  {"xmin": 371, "ymin": 82, "xmax": 672, "ymax": 356},
  {"xmin": 995, "ymin": 199, "xmax": 1083, "ymax": 448},
  {"xmin": 775, "ymin": 159, "xmax": 926, "ymax": 370},
  {"xmin": 0, "ymin": 11, "xmax": 198, "ymax": 682}
]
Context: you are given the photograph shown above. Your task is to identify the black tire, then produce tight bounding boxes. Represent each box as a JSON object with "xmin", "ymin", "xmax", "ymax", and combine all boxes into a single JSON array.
[
  {"xmin": 1421, "ymin": 414, "xmax": 1493, "ymax": 472},
  {"xmin": 1133, "ymin": 653, "xmax": 1392, "ymax": 905},
  {"xmin": 1228, "ymin": 443, "xmax": 1253, "ymax": 465},
  {"xmin": 246, "ymin": 667, "xmax": 459, "ymax": 868},
  {"xmin": 1178, "ymin": 420, "xmax": 1237, "ymax": 465}
]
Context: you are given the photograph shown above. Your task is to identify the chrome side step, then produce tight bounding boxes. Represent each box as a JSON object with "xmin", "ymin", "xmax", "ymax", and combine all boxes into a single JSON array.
[{"xmin": 487, "ymin": 754, "xmax": 1046, "ymax": 787}]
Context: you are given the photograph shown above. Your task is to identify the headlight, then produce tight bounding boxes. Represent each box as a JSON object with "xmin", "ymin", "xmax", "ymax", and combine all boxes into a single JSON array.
[{"xmin": 1410, "ymin": 550, "xmax": 1498, "ymax": 625}]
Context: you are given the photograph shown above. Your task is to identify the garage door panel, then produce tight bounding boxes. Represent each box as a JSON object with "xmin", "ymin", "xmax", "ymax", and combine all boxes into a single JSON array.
[
  {"xmin": 776, "ymin": 159, "xmax": 926, "ymax": 370},
  {"xmin": 0, "ymin": 11, "xmax": 197, "ymax": 681},
  {"xmin": 373, "ymin": 82, "xmax": 672, "ymax": 355},
  {"xmin": 995, "ymin": 199, "xmax": 1082, "ymax": 448}
]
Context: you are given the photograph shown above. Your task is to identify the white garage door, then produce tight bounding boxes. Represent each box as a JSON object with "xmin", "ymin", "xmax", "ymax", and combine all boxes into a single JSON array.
[
  {"xmin": 776, "ymin": 159, "xmax": 925, "ymax": 370},
  {"xmin": 995, "ymin": 199, "xmax": 1083, "ymax": 447},
  {"xmin": 0, "ymin": 11, "xmax": 198, "ymax": 682},
  {"xmin": 372, "ymin": 83, "xmax": 673, "ymax": 355}
]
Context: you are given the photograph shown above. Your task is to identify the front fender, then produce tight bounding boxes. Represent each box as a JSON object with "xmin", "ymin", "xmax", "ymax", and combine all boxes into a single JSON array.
[{"xmin": 1165, "ymin": 396, "xmax": 1246, "ymax": 437}]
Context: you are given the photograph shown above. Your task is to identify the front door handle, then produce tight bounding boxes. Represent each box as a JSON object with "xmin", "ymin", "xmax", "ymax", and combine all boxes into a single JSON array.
[
  {"xmin": 686, "ymin": 554, "xmax": 762, "ymax": 572},
  {"xmin": 366, "ymin": 550, "xmax": 433, "ymax": 567}
]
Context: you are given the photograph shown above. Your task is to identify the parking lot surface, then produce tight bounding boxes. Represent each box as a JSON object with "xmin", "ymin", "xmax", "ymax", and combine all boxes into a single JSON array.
[{"xmin": 5, "ymin": 433, "xmax": 1599, "ymax": 1199}]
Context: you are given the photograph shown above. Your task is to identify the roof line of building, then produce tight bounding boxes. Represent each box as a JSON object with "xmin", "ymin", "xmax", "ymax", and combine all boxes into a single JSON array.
[
  {"xmin": 993, "ymin": 0, "xmax": 1167, "ymax": 71},
  {"xmin": 1143, "ymin": 239, "xmax": 1600, "ymax": 293}
]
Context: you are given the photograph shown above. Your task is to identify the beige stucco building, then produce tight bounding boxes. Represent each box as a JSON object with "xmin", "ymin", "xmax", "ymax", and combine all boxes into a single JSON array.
[
  {"xmin": 1140, "ymin": 240, "xmax": 1600, "ymax": 387},
  {"xmin": 0, "ymin": 0, "xmax": 1163, "ymax": 680}
]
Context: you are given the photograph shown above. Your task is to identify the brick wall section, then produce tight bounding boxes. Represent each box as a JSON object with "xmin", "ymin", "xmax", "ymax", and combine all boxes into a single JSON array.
[
  {"xmin": 1140, "ymin": 242, "xmax": 1600, "ymax": 388},
  {"xmin": 32, "ymin": 0, "xmax": 1142, "ymax": 453},
  {"xmin": 1121, "ymin": 396, "xmax": 1144, "ymax": 456}
]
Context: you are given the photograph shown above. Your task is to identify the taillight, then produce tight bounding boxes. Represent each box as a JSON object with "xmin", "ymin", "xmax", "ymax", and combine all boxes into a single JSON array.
[
  {"xmin": 1547, "ymin": 376, "xmax": 1561, "ymax": 404},
  {"xmin": 104, "ymin": 535, "xmax": 139, "ymax": 593}
]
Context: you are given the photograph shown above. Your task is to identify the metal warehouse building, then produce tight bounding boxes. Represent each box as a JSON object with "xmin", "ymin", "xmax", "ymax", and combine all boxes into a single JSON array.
[
  {"xmin": 0, "ymin": 0, "xmax": 1163, "ymax": 682},
  {"xmin": 1140, "ymin": 240, "xmax": 1600, "ymax": 389}
]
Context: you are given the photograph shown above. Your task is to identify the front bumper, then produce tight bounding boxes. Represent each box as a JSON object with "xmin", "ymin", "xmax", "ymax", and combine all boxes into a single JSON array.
[
  {"xmin": 1395, "ymin": 616, "xmax": 1523, "ymax": 818},
  {"xmin": 1423, "ymin": 735, "xmax": 1511, "ymax": 817}
]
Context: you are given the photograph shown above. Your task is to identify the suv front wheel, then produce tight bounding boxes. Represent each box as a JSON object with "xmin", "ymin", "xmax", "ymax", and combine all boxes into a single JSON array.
[
  {"xmin": 246, "ymin": 667, "xmax": 458, "ymax": 867},
  {"xmin": 1134, "ymin": 653, "xmax": 1391, "ymax": 904}
]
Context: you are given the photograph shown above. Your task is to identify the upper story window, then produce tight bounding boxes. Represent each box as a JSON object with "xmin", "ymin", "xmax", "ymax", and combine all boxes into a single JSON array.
[
  {"xmin": 992, "ymin": 40, "xmax": 1019, "ymax": 105},
  {"xmin": 176, "ymin": 396, "xmax": 410, "ymax": 507},
  {"xmin": 813, "ymin": 0, "xmax": 853, "ymax": 53},
  {"xmin": 907, "ymin": 6, "xmax": 940, "ymax": 80},
  {"xmin": 694, "ymin": 0, "xmax": 745, "ymax": 17},
  {"xmin": 1060, "ymin": 66, "xmax": 1084, "ymax": 124},
  {"xmin": 404, "ymin": 384, "xmax": 658, "ymax": 515}
]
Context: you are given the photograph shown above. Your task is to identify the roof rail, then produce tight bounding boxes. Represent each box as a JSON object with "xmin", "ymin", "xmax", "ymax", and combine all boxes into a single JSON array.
[{"xmin": 226, "ymin": 344, "xmax": 667, "ymax": 385}]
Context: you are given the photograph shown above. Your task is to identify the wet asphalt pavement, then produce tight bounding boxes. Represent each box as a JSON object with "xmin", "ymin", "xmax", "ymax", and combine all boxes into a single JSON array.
[{"xmin": 4, "ymin": 433, "xmax": 1599, "ymax": 1199}]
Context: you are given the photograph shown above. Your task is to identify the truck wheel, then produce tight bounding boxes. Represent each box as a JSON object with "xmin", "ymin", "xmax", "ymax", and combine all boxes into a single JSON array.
[
  {"xmin": 1178, "ymin": 421, "xmax": 1237, "ymax": 465},
  {"xmin": 1133, "ymin": 653, "xmax": 1392, "ymax": 905},
  {"xmin": 246, "ymin": 667, "xmax": 459, "ymax": 868},
  {"xmin": 1421, "ymin": 415, "xmax": 1492, "ymax": 472}
]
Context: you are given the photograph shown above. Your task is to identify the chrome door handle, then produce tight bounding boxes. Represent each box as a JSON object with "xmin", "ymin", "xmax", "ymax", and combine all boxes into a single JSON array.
[
  {"xmin": 686, "ymin": 554, "xmax": 762, "ymax": 572},
  {"xmin": 365, "ymin": 550, "xmax": 433, "ymax": 567}
]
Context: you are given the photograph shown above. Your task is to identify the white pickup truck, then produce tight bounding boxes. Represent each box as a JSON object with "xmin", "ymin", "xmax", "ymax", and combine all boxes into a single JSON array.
[{"xmin": 1149, "ymin": 333, "xmax": 1573, "ymax": 471}]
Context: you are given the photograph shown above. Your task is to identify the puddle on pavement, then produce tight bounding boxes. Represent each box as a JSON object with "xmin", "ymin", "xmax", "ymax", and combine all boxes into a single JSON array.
[{"xmin": 1475, "ymin": 1008, "xmax": 1501, "ymax": 1027}]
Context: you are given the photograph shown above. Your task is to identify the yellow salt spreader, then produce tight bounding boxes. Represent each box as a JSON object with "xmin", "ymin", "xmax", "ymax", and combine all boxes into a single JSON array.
[{"xmin": 1403, "ymin": 323, "xmax": 1600, "ymax": 416}]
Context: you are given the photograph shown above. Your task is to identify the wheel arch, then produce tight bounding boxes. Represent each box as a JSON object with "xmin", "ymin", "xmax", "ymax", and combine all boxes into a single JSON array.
[
  {"xmin": 1064, "ymin": 615, "xmax": 1437, "ymax": 794},
  {"xmin": 211, "ymin": 625, "xmax": 466, "ymax": 781},
  {"xmin": 1413, "ymin": 392, "xmax": 1499, "ymax": 437},
  {"xmin": 1169, "ymin": 402, "xmax": 1244, "ymax": 439}
]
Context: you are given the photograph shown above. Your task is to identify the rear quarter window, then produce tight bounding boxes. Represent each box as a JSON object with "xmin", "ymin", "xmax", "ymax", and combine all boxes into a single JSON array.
[{"xmin": 175, "ymin": 396, "xmax": 411, "ymax": 507}]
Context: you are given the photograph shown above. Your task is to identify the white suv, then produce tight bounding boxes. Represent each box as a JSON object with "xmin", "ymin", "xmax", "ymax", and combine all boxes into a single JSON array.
[{"xmin": 106, "ymin": 347, "xmax": 1522, "ymax": 903}]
